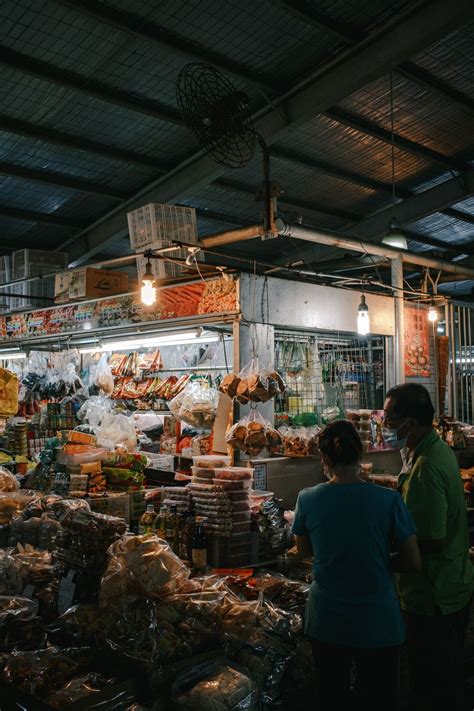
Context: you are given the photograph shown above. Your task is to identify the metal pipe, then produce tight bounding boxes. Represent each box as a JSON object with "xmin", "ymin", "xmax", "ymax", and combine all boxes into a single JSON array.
[
  {"xmin": 276, "ymin": 219, "xmax": 474, "ymax": 280},
  {"xmin": 450, "ymin": 303, "xmax": 458, "ymax": 420},
  {"xmin": 200, "ymin": 224, "xmax": 263, "ymax": 248},
  {"xmin": 391, "ymin": 256, "xmax": 405, "ymax": 385},
  {"xmin": 445, "ymin": 301, "xmax": 452, "ymax": 416}
]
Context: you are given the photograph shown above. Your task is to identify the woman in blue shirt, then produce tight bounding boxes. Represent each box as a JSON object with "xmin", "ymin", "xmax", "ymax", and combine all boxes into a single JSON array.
[{"xmin": 292, "ymin": 419, "xmax": 420, "ymax": 710}]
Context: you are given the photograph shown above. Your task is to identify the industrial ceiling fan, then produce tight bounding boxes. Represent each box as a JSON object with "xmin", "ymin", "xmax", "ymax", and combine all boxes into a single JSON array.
[{"xmin": 176, "ymin": 63, "xmax": 278, "ymax": 238}]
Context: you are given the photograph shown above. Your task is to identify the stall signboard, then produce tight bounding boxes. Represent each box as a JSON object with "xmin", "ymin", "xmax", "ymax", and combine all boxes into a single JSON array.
[
  {"xmin": 0, "ymin": 277, "xmax": 238, "ymax": 342},
  {"xmin": 404, "ymin": 304, "xmax": 431, "ymax": 378}
]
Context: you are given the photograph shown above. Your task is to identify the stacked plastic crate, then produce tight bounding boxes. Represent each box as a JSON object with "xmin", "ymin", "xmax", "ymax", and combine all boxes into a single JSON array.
[
  {"xmin": 127, "ymin": 203, "xmax": 201, "ymax": 283},
  {"xmin": 8, "ymin": 249, "xmax": 68, "ymax": 311},
  {"xmin": 0, "ymin": 256, "xmax": 11, "ymax": 314}
]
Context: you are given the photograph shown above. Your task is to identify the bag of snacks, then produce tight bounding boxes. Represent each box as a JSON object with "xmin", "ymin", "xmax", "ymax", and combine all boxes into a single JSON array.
[
  {"xmin": 100, "ymin": 534, "xmax": 191, "ymax": 605},
  {"xmin": 172, "ymin": 658, "xmax": 258, "ymax": 711},
  {"xmin": 169, "ymin": 382, "xmax": 219, "ymax": 430},
  {"xmin": 94, "ymin": 354, "xmax": 114, "ymax": 395},
  {"xmin": 226, "ymin": 411, "xmax": 281, "ymax": 457},
  {"xmin": 0, "ymin": 467, "xmax": 19, "ymax": 492},
  {"xmin": 278, "ymin": 426, "xmax": 320, "ymax": 457},
  {"xmin": 220, "ymin": 359, "xmax": 285, "ymax": 404}
]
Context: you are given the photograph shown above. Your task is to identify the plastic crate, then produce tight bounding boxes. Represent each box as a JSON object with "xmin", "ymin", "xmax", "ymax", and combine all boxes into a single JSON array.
[
  {"xmin": 127, "ymin": 203, "xmax": 198, "ymax": 251},
  {"xmin": 12, "ymin": 249, "xmax": 68, "ymax": 280},
  {"xmin": 8, "ymin": 279, "xmax": 54, "ymax": 312},
  {"xmin": 87, "ymin": 492, "xmax": 130, "ymax": 523}
]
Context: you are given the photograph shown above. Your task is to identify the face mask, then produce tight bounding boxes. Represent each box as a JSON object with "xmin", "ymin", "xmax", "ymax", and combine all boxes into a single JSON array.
[{"xmin": 383, "ymin": 419, "xmax": 410, "ymax": 450}]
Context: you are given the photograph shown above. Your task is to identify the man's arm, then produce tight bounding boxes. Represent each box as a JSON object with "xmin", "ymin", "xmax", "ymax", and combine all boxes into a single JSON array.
[
  {"xmin": 417, "ymin": 538, "xmax": 446, "ymax": 554},
  {"xmin": 390, "ymin": 534, "xmax": 421, "ymax": 572}
]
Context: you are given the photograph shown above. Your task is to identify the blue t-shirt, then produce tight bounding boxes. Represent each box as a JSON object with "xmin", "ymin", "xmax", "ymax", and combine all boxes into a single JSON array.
[{"xmin": 292, "ymin": 481, "xmax": 416, "ymax": 648}]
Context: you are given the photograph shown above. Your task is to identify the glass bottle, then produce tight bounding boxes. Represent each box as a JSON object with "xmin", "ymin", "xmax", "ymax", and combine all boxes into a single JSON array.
[
  {"xmin": 165, "ymin": 504, "xmax": 177, "ymax": 542},
  {"xmin": 191, "ymin": 516, "xmax": 208, "ymax": 571},
  {"xmin": 155, "ymin": 505, "xmax": 167, "ymax": 540},
  {"xmin": 138, "ymin": 504, "xmax": 157, "ymax": 535}
]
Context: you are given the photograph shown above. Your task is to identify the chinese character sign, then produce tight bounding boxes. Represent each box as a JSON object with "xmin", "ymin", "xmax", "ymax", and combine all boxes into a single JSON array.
[{"xmin": 404, "ymin": 305, "xmax": 430, "ymax": 378}]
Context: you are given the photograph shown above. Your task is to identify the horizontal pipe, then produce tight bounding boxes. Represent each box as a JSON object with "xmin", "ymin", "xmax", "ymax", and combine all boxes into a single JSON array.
[
  {"xmin": 276, "ymin": 219, "xmax": 474, "ymax": 280},
  {"xmin": 200, "ymin": 224, "xmax": 263, "ymax": 248}
]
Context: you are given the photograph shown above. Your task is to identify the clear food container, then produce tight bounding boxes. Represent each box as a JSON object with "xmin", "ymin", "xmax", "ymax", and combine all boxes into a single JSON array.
[
  {"xmin": 192, "ymin": 455, "xmax": 231, "ymax": 469},
  {"xmin": 214, "ymin": 467, "xmax": 254, "ymax": 481}
]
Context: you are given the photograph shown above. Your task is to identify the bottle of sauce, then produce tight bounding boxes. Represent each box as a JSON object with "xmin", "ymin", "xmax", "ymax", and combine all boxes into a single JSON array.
[
  {"xmin": 138, "ymin": 504, "xmax": 157, "ymax": 535},
  {"xmin": 165, "ymin": 504, "xmax": 177, "ymax": 543},
  {"xmin": 191, "ymin": 516, "xmax": 208, "ymax": 571},
  {"xmin": 178, "ymin": 511, "xmax": 190, "ymax": 560},
  {"xmin": 155, "ymin": 505, "xmax": 167, "ymax": 540}
]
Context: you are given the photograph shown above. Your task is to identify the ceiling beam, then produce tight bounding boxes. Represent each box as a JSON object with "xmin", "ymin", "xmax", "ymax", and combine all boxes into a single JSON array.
[
  {"xmin": 403, "ymin": 228, "xmax": 474, "ymax": 257},
  {"xmin": 399, "ymin": 61, "xmax": 474, "ymax": 113},
  {"xmin": 0, "ymin": 47, "xmax": 182, "ymax": 124},
  {"xmin": 58, "ymin": 0, "xmax": 281, "ymax": 94},
  {"xmin": 0, "ymin": 205, "xmax": 84, "ymax": 229},
  {"xmin": 0, "ymin": 114, "xmax": 167, "ymax": 170},
  {"xmin": 61, "ymin": 0, "xmax": 473, "ymax": 264},
  {"xmin": 275, "ymin": 3, "xmax": 473, "ymax": 113},
  {"xmin": 0, "ymin": 162, "xmax": 127, "ymax": 200},
  {"xmin": 269, "ymin": 145, "xmax": 412, "ymax": 197},
  {"xmin": 215, "ymin": 177, "xmax": 361, "ymax": 222},
  {"xmin": 273, "ymin": 0, "xmax": 364, "ymax": 44},
  {"xmin": 443, "ymin": 206, "xmax": 474, "ymax": 226},
  {"xmin": 325, "ymin": 106, "xmax": 467, "ymax": 172}
]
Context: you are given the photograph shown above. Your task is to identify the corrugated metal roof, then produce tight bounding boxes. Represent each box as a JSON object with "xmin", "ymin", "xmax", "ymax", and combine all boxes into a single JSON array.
[{"xmin": 0, "ymin": 0, "xmax": 471, "ymax": 297}]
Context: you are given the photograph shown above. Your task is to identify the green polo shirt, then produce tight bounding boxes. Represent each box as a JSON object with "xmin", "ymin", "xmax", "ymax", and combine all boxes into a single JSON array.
[{"xmin": 398, "ymin": 429, "xmax": 473, "ymax": 615}]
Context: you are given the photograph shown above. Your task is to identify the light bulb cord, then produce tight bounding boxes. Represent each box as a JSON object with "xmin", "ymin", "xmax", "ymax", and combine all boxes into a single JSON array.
[{"xmin": 390, "ymin": 72, "xmax": 396, "ymax": 214}]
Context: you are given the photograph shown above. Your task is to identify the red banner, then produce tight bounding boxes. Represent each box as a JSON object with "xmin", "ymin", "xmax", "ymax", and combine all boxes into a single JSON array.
[{"xmin": 404, "ymin": 305, "xmax": 431, "ymax": 378}]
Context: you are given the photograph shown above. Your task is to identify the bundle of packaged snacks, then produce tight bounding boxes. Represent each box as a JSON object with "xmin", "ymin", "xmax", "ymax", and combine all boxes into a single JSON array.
[
  {"xmin": 59, "ymin": 509, "xmax": 127, "ymax": 551},
  {"xmin": 103, "ymin": 452, "xmax": 147, "ymax": 490},
  {"xmin": 169, "ymin": 382, "xmax": 219, "ymax": 429},
  {"xmin": 219, "ymin": 359, "xmax": 285, "ymax": 404},
  {"xmin": 0, "ymin": 491, "xmax": 38, "ymax": 526},
  {"xmin": 2, "ymin": 645, "xmax": 93, "ymax": 699},
  {"xmin": 226, "ymin": 411, "xmax": 281, "ymax": 456},
  {"xmin": 278, "ymin": 426, "xmax": 320, "ymax": 457},
  {"xmin": 0, "ymin": 467, "xmax": 19, "ymax": 492},
  {"xmin": 172, "ymin": 659, "xmax": 258, "ymax": 711},
  {"xmin": 0, "ymin": 595, "xmax": 46, "ymax": 652},
  {"xmin": 100, "ymin": 534, "xmax": 191, "ymax": 604}
]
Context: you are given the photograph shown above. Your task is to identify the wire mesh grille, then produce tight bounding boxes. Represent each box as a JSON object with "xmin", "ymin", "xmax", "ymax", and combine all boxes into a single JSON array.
[{"xmin": 274, "ymin": 330, "xmax": 385, "ymax": 426}]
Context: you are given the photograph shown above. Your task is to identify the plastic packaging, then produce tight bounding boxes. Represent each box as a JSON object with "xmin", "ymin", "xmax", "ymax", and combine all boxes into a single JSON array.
[
  {"xmin": 0, "ymin": 467, "xmax": 19, "ymax": 492},
  {"xmin": 193, "ymin": 455, "xmax": 231, "ymax": 468},
  {"xmin": 219, "ymin": 358, "xmax": 285, "ymax": 404},
  {"xmin": 172, "ymin": 658, "xmax": 258, "ymax": 711},
  {"xmin": 214, "ymin": 468, "xmax": 253, "ymax": 481},
  {"xmin": 100, "ymin": 534, "xmax": 190, "ymax": 605},
  {"xmin": 191, "ymin": 466, "xmax": 216, "ymax": 480},
  {"xmin": 278, "ymin": 426, "xmax": 320, "ymax": 457},
  {"xmin": 213, "ymin": 479, "xmax": 252, "ymax": 491},
  {"xmin": 226, "ymin": 411, "xmax": 281, "ymax": 456},
  {"xmin": 94, "ymin": 354, "xmax": 114, "ymax": 395},
  {"xmin": 169, "ymin": 382, "xmax": 219, "ymax": 429},
  {"xmin": 57, "ymin": 447, "xmax": 109, "ymax": 466},
  {"xmin": 95, "ymin": 412, "xmax": 137, "ymax": 452}
]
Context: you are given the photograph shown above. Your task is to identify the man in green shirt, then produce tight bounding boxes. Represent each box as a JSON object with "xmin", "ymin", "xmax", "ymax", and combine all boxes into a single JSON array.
[{"xmin": 384, "ymin": 383, "xmax": 473, "ymax": 711}]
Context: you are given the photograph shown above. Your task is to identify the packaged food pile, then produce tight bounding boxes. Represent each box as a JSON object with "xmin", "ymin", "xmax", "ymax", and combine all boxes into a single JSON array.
[
  {"xmin": 103, "ymin": 452, "xmax": 147, "ymax": 490},
  {"xmin": 161, "ymin": 486, "xmax": 191, "ymax": 512},
  {"xmin": 346, "ymin": 409, "xmax": 374, "ymax": 449},
  {"xmin": 54, "ymin": 506, "xmax": 127, "ymax": 600},
  {"xmin": 226, "ymin": 412, "xmax": 281, "ymax": 456},
  {"xmin": 278, "ymin": 426, "xmax": 320, "ymax": 457},
  {"xmin": 219, "ymin": 360, "xmax": 285, "ymax": 404}
]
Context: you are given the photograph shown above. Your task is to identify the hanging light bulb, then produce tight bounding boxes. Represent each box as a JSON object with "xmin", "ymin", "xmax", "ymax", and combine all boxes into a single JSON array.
[
  {"xmin": 381, "ymin": 74, "xmax": 408, "ymax": 252},
  {"xmin": 428, "ymin": 299, "xmax": 438, "ymax": 322},
  {"xmin": 357, "ymin": 295, "xmax": 370, "ymax": 335},
  {"xmin": 381, "ymin": 218, "xmax": 408, "ymax": 250},
  {"xmin": 141, "ymin": 259, "xmax": 156, "ymax": 306}
]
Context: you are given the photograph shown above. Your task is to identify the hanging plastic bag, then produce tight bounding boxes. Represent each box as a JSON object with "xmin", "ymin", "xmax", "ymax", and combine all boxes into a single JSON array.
[
  {"xmin": 95, "ymin": 412, "xmax": 137, "ymax": 452},
  {"xmin": 94, "ymin": 354, "xmax": 114, "ymax": 395},
  {"xmin": 169, "ymin": 381, "xmax": 219, "ymax": 430},
  {"xmin": 220, "ymin": 358, "xmax": 285, "ymax": 404},
  {"xmin": 226, "ymin": 410, "xmax": 281, "ymax": 456}
]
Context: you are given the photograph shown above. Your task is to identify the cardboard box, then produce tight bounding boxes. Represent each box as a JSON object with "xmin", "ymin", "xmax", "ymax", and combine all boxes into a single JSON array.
[{"xmin": 55, "ymin": 268, "xmax": 128, "ymax": 302}]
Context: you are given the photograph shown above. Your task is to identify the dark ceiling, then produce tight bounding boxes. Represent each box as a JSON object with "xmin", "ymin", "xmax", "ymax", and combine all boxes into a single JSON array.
[{"xmin": 0, "ymin": 0, "xmax": 473, "ymax": 299}]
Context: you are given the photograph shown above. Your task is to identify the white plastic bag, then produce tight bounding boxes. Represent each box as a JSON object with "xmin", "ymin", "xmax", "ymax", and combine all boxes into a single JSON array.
[{"xmin": 94, "ymin": 355, "xmax": 114, "ymax": 395}]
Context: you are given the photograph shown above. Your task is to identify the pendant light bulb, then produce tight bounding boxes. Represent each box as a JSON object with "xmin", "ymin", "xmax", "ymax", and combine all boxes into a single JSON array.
[
  {"xmin": 141, "ymin": 259, "xmax": 156, "ymax": 306},
  {"xmin": 428, "ymin": 299, "xmax": 438, "ymax": 323},
  {"xmin": 357, "ymin": 294, "xmax": 370, "ymax": 336}
]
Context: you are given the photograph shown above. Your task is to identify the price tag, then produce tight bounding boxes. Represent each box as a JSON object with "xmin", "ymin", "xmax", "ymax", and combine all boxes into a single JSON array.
[
  {"xmin": 23, "ymin": 584, "xmax": 35, "ymax": 599},
  {"xmin": 58, "ymin": 569, "xmax": 76, "ymax": 614}
]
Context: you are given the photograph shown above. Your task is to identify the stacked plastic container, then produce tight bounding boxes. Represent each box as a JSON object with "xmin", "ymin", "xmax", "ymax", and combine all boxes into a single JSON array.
[{"xmin": 189, "ymin": 455, "xmax": 253, "ymax": 567}]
